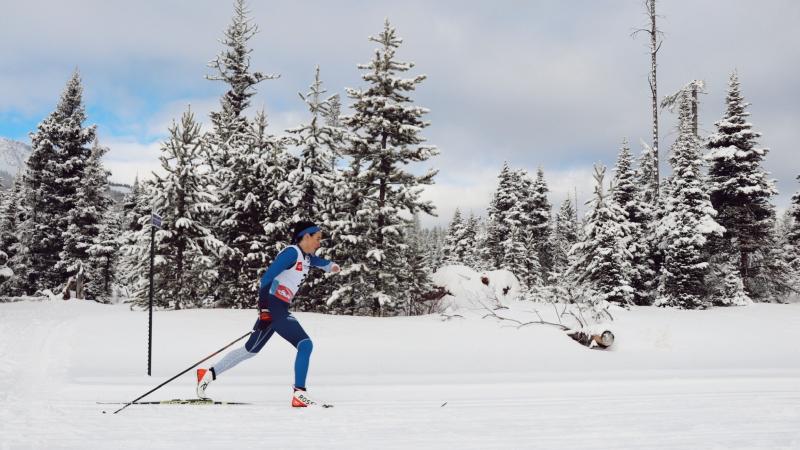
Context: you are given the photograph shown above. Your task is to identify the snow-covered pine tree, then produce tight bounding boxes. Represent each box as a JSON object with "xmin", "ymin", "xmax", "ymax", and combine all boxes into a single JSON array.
[
  {"xmin": 610, "ymin": 139, "xmax": 649, "ymax": 305},
  {"xmin": 706, "ymin": 72, "xmax": 778, "ymax": 300},
  {"xmin": 88, "ymin": 207, "xmax": 123, "ymax": 302},
  {"xmin": 324, "ymin": 155, "xmax": 375, "ymax": 314},
  {"xmin": 213, "ymin": 108, "xmax": 293, "ymax": 308},
  {"xmin": 0, "ymin": 177, "xmax": 21, "ymax": 269},
  {"xmin": 550, "ymin": 198, "xmax": 579, "ymax": 277},
  {"xmin": 59, "ymin": 138, "xmax": 113, "ymax": 296},
  {"xmin": 341, "ymin": 20, "xmax": 438, "ymax": 315},
  {"xmin": 205, "ymin": 0, "xmax": 277, "ymax": 172},
  {"xmin": 789, "ymin": 178, "xmax": 800, "ymax": 275},
  {"xmin": 655, "ymin": 95, "xmax": 726, "ymax": 309},
  {"xmin": 205, "ymin": 0, "xmax": 286, "ymax": 308},
  {"xmin": 503, "ymin": 224, "xmax": 535, "ymax": 297},
  {"xmin": 568, "ymin": 165, "xmax": 633, "ymax": 306},
  {"xmin": 461, "ymin": 213, "xmax": 479, "ymax": 268},
  {"xmin": 15, "ymin": 71, "xmax": 96, "ymax": 293},
  {"xmin": 633, "ymin": 143, "xmax": 660, "ymax": 305},
  {"xmin": 441, "ymin": 208, "xmax": 465, "ymax": 265},
  {"xmin": 147, "ymin": 109, "xmax": 224, "ymax": 310},
  {"xmin": 399, "ymin": 213, "xmax": 433, "ymax": 315},
  {"xmin": 528, "ymin": 168, "xmax": 553, "ymax": 278},
  {"xmin": 484, "ymin": 162, "xmax": 517, "ymax": 270},
  {"xmin": 287, "ymin": 66, "xmax": 338, "ymax": 223},
  {"xmin": 286, "ymin": 68, "xmax": 345, "ymax": 311},
  {"xmin": 118, "ymin": 178, "xmax": 157, "ymax": 303},
  {"xmin": 0, "ymin": 179, "xmax": 22, "ymax": 295}
]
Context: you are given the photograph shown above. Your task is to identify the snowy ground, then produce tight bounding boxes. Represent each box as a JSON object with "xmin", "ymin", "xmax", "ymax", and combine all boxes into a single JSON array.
[{"xmin": 1, "ymin": 298, "xmax": 799, "ymax": 449}]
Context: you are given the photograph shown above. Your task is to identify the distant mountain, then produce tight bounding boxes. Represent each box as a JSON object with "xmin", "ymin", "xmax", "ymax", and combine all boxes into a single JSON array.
[{"xmin": 0, "ymin": 138, "xmax": 32, "ymax": 189}]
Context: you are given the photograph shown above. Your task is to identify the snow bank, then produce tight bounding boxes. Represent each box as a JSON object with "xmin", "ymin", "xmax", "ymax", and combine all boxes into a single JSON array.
[{"xmin": 431, "ymin": 265, "xmax": 522, "ymax": 314}]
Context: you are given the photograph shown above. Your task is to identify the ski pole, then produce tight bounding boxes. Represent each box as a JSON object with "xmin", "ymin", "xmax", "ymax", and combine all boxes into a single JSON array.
[{"xmin": 110, "ymin": 331, "xmax": 253, "ymax": 414}]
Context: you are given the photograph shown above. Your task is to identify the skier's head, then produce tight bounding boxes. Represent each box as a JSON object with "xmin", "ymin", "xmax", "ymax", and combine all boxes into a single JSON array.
[{"xmin": 291, "ymin": 220, "xmax": 323, "ymax": 253}]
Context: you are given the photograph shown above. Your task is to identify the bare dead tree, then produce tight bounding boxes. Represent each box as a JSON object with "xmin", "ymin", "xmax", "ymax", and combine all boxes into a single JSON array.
[
  {"xmin": 633, "ymin": 0, "xmax": 664, "ymax": 198},
  {"xmin": 661, "ymin": 80, "xmax": 706, "ymax": 139}
]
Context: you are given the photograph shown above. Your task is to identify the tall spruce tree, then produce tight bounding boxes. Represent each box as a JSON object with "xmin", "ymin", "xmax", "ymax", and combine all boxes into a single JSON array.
[
  {"xmin": 461, "ymin": 213, "xmax": 479, "ymax": 268},
  {"xmin": 16, "ymin": 71, "xmax": 96, "ymax": 293},
  {"xmin": 484, "ymin": 163, "xmax": 517, "ymax": 269},
  {"xmin": 287, "ymin": 66, "xmax": 338, "ymax": 223},
  {"xmin": 634, "ymin": 144, "xmax": 659, "ymax": 304},
  {"xmin": 215, "ymin": 111, "xmax": 293, "ymax": 308},
  {"xmin": 342, "ymin": 20, "xmax": 438, "ymax": 315},
  {"xmin": 148, "ymin": 110, "xmax": 224, "ymax": 310},
  {"xmin": 706, "ymin": 72, "xmax": 778, "ymax": 300},
  {"xmin": 324, "ymin": 155, "xmax": 375, "ymax": 314},
  {"xmin": 441, "ymin": 208, "xmax": 465, "ymax": 265},
  {"xmin": 206, "ymin": 0, "xmax": 285, "ymax": 308},
  {"xmin": 285, "ymin": 68, "xmax": 343, "ymax": 310},
  {"xmin": 59, "ymin": 138, "xmax": 113, "ymax": 291},
  {"xmin": 205, "ymin": 0, "xmax": 277, "ymax": 166},
  {"xmin": 655, "ymin": 95, "xmax": 726, "ymax": 309},
  {"xmin": 528, "ymin": 168, "xmax": 553, "ymax": 277},
  {"xmin": 789, "ymin": 179, "xmax": 800, "ymax": 268},
  {"xmin": 88, "ymin": 208, "xmax": 123, "ymax": 302},
  {"xmin": 550, "ymin": 198, "xmax": 579, "ymax": 278},
  {"xmin": 568, "ymin": 165, "xmax": 633, "ymax": 306},
  {"xmin": 611, "ymin": 139, "xmax": 649, "ymax": 305}
]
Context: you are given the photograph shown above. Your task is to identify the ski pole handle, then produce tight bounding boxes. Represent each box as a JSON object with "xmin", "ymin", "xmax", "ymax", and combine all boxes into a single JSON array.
[{"xmin": 112, "ymin": 330, "xmax": 253, "ymax": 414}]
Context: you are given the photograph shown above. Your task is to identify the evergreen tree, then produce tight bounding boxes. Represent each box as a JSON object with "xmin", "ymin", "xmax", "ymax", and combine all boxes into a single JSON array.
[
  {"xmin": 147, "ymin": 110, "xmax": 224, "ymax": 310},
  {"xmin": 706, "ymin": 72, "xmax": 778, "ymax": 300},
  {"xmin": 342, "ymin": 20, "xmax": 438, "ymax": 315},
  {"xmin": 441, "ymin": 208, "xmax": 465, "ymax": 265},
  {"xmin": 88, "ymin": 208, "xmax": 123, "ymax": 302},
  {"xmin": 205, "ymin": 0, "xmax": 277, "ymax": 166},
  {"xmin": 118, "ymin": 179, "xmax": 157, "ymax": 302},
  {"xmin": 0, "ymin": 179, "xmax": 22, "ymax": 295},
  {"xmin": 528, "ymin": 168, "xmax": 553, "ymax": 277},
  {"xmin": 655, "ymin": 95, "xmax": 725, "ymax": 309},
  {"xmin": 287, "ymin": 66, "xmax": 338, "ymax": 223},
  {"xmin": 0, "ymin": 177, "xmax": 22, "ymax": 269},
  {"xmin": 17, "ymin": 71, "xmax": 96, "ymax": 293},
  {"xmin": 484, "ymin": 163, "xmax": 517, "ymax": 269},
  {"xmin": 550, "ymin": 198, "xmax": 579, "ymax": 277},
  {"xmin": 285, "ymin": 68, "xmax": 344, "ymax": 311},
  {"xmin": 611, "ymin": 139, "xmax": 649, "ymax": 305},
  {"xmin": 461, "ymin": 213, "xmax": 480, "ymax": 268},
  {"xmin": 632, "ymin": 144, "xmax": 659, "ymax": 305},
  {"xmin": 214, "ymin": 110, "xmax": 293, "ymax": 308},
  {"xmin": 568, "ymin": 165, "xmax": 633, "ymax": 306},
  {"xmin": 503, "ymin": 225, "xmax": 536, "ymax": 296},
  {"xmin": 59, "ymin": 138, "xmax": 113, "ymax": 290},
  {"xmin": 400, "ymin": 213, "xmax": 433, "ymax": 315},
  {"xmin": 205, "ymin": 0, "xmax": 282, "ymax": 308},
  {"xmin": 789, "ymin": 178, "xmax": 800, "ymax": 274},
  {"xmin": 324, "ymin": 156, "xmax": 375, "ymax": 314}
]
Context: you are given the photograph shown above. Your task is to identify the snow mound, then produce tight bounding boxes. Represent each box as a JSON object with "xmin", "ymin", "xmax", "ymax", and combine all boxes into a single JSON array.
[{"xmin": 431, "ymin": 265, "xmax": 523, "ymax": 314}]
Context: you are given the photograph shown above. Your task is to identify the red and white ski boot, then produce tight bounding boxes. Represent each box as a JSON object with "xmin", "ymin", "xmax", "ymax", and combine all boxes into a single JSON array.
[
  {"xmin": 291, "ymin": 386, "xmax": 317, "ymax": 407},
  {"xmin": 196, "ymin": 368, "xmax": 214, "ymax": 399}
]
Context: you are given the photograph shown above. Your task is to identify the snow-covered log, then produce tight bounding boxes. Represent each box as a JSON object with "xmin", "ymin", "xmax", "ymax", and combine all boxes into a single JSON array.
[{"xmin": 566, "ymin": 329, "xmax": 615, "ymax": 349}]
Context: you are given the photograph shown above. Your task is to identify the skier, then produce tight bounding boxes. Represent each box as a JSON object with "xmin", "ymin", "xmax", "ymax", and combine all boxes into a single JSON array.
[{"xmin": 196, "ymin": 220, "xmax": 340, "ymax": 407}]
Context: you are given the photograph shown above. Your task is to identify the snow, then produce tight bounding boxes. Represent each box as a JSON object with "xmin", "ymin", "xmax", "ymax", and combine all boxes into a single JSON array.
[{"xmin": 1, "ymin": 297, "xmax": 799, "ymax": 449}]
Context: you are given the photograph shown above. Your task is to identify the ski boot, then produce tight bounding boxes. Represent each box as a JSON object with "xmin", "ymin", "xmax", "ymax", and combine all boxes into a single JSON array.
[{"xmin": 196, "ymin": 368, "xmax": 215, "ymax": 399}]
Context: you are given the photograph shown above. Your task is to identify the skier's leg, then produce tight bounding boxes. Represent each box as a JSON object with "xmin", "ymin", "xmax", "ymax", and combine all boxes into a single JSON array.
[
  {"xmin": 267, "ymin": 296, "xmax": 313, "ymax": 388},
  {"xmin": 211, "ymin": 318, "xmax": 274, "ymax": 377}
]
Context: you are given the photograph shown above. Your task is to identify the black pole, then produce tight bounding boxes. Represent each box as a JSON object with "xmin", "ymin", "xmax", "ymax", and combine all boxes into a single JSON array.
[
  {"xmin": 112, "ymin": 331, "xmax": 253, "ymax": 415},
  {"xmin": 147, "ymin": 224, "xmax": 155, "ymax": 376}
]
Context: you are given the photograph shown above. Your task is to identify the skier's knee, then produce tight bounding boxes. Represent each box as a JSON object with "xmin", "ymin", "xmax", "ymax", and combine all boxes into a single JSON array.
[{"xmin": 297, "ymin": 338, "xmax": 313, "ymax": 356}]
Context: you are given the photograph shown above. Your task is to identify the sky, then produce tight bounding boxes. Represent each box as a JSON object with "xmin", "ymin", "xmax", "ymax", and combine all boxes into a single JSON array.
[{"xmin": 1, "ymin": 0, "xmax": 798, "ymax": 228}]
